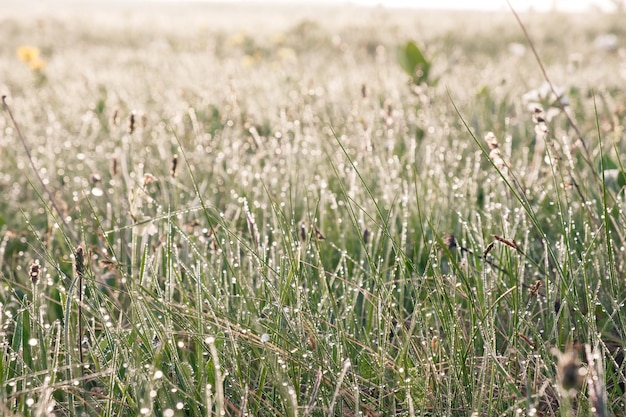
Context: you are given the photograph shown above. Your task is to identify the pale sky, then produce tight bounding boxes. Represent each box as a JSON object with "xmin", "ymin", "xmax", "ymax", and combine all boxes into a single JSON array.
[
  {"xmin": 348, "ymin": 0, "xmax": 617, "ymax": 11},
  {"xmin": 218, "ymin": 0, "xmax": 619, "ymax": 12}
]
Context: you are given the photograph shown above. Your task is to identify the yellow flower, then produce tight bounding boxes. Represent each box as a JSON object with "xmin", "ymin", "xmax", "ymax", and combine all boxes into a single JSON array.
[
  {"xmin": 17, "ymin": 45, "xmax": 47, "ymax": 72},
  {"xmin": 17, "ymin": 46, "xmax": 40, "ymax": 63},
  {"xmin": 28, "ymin": 57, "xmax": 47, "ymax": 71}
]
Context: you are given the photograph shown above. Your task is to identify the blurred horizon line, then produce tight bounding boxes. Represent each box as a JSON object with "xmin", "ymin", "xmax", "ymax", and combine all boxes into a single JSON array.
[{"xmin": 126, "ymin": 0, "xmax": 621, "ymax": 13}]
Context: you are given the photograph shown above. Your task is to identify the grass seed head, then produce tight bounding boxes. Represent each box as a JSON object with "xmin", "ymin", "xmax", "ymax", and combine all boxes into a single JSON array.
[
  {"xmin": 483, "ymin": 241, "xmax": 495, "ymax": 258},
  {"xmin": 529, "ymin": 280, "xmax": 542, "ymax": 295},
  {"xmin": 362, "ymin": 228, "xmax": 370, "ymax": 245},
  {"xmin": 110, "ymin": 157, "xmax": 118, "ymax": 177},
  {"xmin": 128, "ymin": 112, "xmax": 136, "ymax": 134},
  {"xmin": 484, "ymin": 131, "xmax": 499, "ymax": 150},
  {"xmin": 551, "ymin": 346, "xmax": 586, "ymax": 394},
  {"xmin": 143, "ymin": 173, "xmax": 157, "ymax": 187},
  {"xmin": 493, "ymin": 234, "xmax": 520, "ymax": 251},
  {"xmin": 75, "ymin": 246, "xmax": 85, "ymax": 278},
  {"xmin": 442, "ymin": 234, "xmax": 457, "ymax": 250},
  {"xmin": 29, "ymin": 261, "xmax": 40, "ymax": 284},
  {"xmin": 170, "ymin": 154, "xmax": 178, "ymax": 177},
  {"xmin": 299, "ymin": 221, "xmax": 307, "ymax": 242},
  {"xmin": 111, "ymin": 108, "xmax": 119, "ymax": 126},
  {"xmin": 313, "ymin": 224, "xmax": 325, "ymax": 241}
]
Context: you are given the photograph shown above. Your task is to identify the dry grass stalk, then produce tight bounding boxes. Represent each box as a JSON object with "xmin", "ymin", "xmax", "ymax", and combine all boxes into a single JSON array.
[{"xmin": 518, "ymin": 332, "xmax": 536, "ymax": 349}]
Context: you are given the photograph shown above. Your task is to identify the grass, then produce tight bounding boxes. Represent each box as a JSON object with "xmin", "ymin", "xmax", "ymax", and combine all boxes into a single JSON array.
[{"xmin": 1, "ymin": 1, "xmax": 626, "ymax": 415}]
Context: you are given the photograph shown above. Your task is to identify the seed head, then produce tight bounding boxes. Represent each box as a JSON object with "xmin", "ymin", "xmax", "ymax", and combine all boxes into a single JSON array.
[
  {"xmin": 29, "ymin": 261, "xmax": 40, "ymax": 284},
  {"xmin": 170, "ymin": 154, "xmax": 178, "ymax": 177},
  {"xmin": 483, "ymin": 241, "xmax": 495, "ymax": 258},
  {"xmin": 313, "ymin": 224, "xmax": 325, "ymax": 241},
  {"xmin": 111, "ymin": 108, "xmax": 119, "ymax": 126},
  {"xmin": 75, "ymin": 246, "xmax": 85, "ymax": 278},
  {"xmin": 299, "ymin": 221, "xmax": 307, "ymax": 242},
  {"xmin": 484, "ymin": 131, "xmax": 499, "ymax": 150},
  {"xmin": 362, "ymin": 228, "xmax": 370, "ymax": 245},
  {"xmin": 110, "ymin": 157, "xmax": 118, "ymax": 177},
  {"xmin": 128, "ymin": 112, "xmax": 136, "ymax": 134},
  {"xmin": 442, "ymin": 234, "xmax": 457, "ymax": 250},
  {"xmin": 551, "ymin": 346, "xmax": 586, "ymax": 394}
]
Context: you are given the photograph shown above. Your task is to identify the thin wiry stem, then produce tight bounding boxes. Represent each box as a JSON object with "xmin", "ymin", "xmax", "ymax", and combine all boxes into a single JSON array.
[
  {"xmin": 506, "ymin": 2, "xmax": 595, "ymax": 173},
  {"xmin": 2, "ymin": 95, "xmax": 79, "ymax": 244}
]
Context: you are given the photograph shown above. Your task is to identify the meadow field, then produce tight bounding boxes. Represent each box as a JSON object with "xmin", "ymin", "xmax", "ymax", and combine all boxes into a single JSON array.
[{"xmin": 1, "ymin": 1, "xmax": 626, "ymax": 415}]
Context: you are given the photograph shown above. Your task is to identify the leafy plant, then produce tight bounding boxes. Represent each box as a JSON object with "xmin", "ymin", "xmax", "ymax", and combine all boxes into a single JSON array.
[{"xmin": 397, "ymin": 40, "xmax": 433, "ymax": 86}]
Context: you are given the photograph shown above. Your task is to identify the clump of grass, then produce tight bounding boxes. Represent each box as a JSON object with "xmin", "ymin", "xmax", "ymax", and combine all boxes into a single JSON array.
[{"xmin": 1, "ymin": 3, "xmax": 626, "ymax": 416}]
